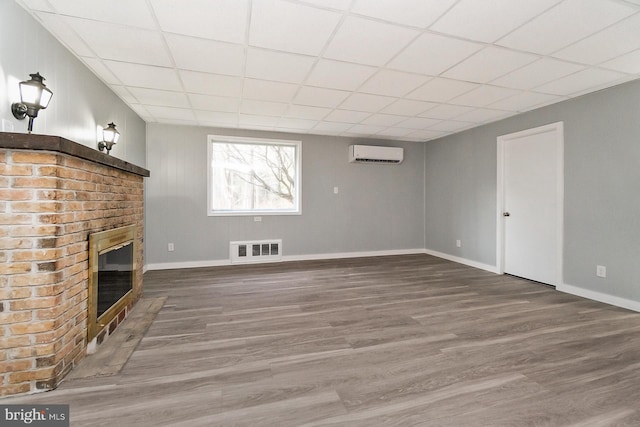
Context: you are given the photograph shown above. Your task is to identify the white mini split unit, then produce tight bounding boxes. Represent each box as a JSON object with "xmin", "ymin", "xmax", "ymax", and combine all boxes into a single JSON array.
[{"xmin": 348, "ymin": 144, "xmax": 404, "ymax": 164}]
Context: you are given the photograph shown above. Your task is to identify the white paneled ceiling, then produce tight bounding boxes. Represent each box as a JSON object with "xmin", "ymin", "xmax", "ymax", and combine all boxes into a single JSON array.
[{"xmin": 17, "ymin": 0, "xmax": 640, "ymax": 142}]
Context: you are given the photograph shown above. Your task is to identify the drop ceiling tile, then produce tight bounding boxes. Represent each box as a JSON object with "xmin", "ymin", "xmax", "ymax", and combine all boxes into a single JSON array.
[
  {"xmin": 454, "ymin": 108, "xmax": 513, "ymax": 123},
  {"xmin": 351, "ymin": 0, "xmax": 457, "ymax": 28},
  {"xmin": 324, "ymin": 110, "xmax": 371, "ymax": 123},
  {"xmin": 250, "ymin": 0, "xmax": 341, "ymax": 55},
  {"xmin": 151, "ymin": 0, "xmax": 248, "ymax": 43},
  {"xmin": 239, "ymin": 100, "xmax": 289, "ymax": 116},
  {"xmin": 601, "ymin": 49, "xmax": 640, "ymax": 74},
  {"xmin": 128, "ymin": 87, "xmax": 190, "ymax": 108},
  {"xmin": 160, "ymin": 118, "xmax": 201, "ymax": 126},
  {"xmin": 418, "ymin": 104, "xmax": 474, "ymax": 120},
  {"xmin": 489, "ymin": 92, "xmax": 563, "ymax": 112},
  {"xmin": 408, "ymin": 78, "xmax": 479, "ymax": 102},
  {"xmin": 64, "ymin": 17, "xmax": 172, "ymax": 66},
  {"xmin": 323, "ymin": 16, "xmax": 419, "ymax": 66},
  {"xmin": 428, "ymin": 120, "xmax": 475, "ymax": 132},
  {"xmin": 312, "ymin": 121, "xmax": 353, "ymax": 133},
  {"xmin": 82, "ymin": 57, "xmax": 121, "ymax": 84},
  {"xmin": 397, "ymin": 117, "xmax": 440, "ymax": 129},
  {"xmin": 284, "ymin": 105, "xmax": 332, "ymax": 120},
  {"xmin": 109, "ymin": 86, "xmax": 138, "ymax": 104},
  {"xmin": 242, "ymin": 79, "xmax": 298, "ymax": 103},
  {"xmin": 180, "ymin": 70, "xmax": 243, "ymax": 97},
  {"xmin": 375, "ymin": 127, "xmax": 415, "ymax": 137},
  {"xmin": 361, "ymin": 114, "xmax": 407, "ymax": 127},
  {"xmin": 347, "ymin": 124, "xmax": 387, "ymax": 134},
  {"xmin": 339, "ymin": 93, "xmax": 396, "ymax": 113},
  {"xmin": 431, "ymin": 0, "xmax": 562, "ymax": 42},
  {"xmin": 381, "ymin": 99, "xmax": 437, "ymax": 116},
  {"xmin": 188, "ymin": 94, "xmax": 240, "ymax": 112},
  {"xmin": 246, "ymin": 49, "xmax": 316, "ymax": 83},
  {"xmin": 389, "ymin": 33, "xmax": 482, "ymax": 76},
  {"xmin": 497, "ymin": 0, "xmax": 636, "ymax": 54},
  {"xmin": 534, "ymin": 68, "xmax": 628, "ymax": 95},
  {"xmin": 450, "ymin": 85, "xmax": 521, "ymax": 107},
  {"xmin": 277, "ymin": 117, "xmax": 318, "ymax": 130},
  {"xmin": 406, "ymin": 130, "xmax": 447, "ymax": 140},
  {"xmin": 359, "ymin": 70, "xmax": 430, "ymax": 97},
  {"xmin": 239, "ymin": 114, "xmax": 280, "ymax": 127},
  {"xmin": 35, "ymin": 13, "xmax": 93, "ymax": 57},
  {"xmin": 195, "ymin": 110, "xmax": 238, "ymax": 125},
  {"xmin": 166, "ymin": 35, "xmax": 244, "ymax": 76},
  {"xmin": 553, "ymin": 14, "xmax": 640, "ymax": 65},
  {"xmin": 294, "ymin": 86, "xmax": 351, "ymax": 108},
  {"xmin": 48, "ymin": 0, "xmax": 156, "ymax": 28},
  {"xmin": 443, "ymin": 47, "xmax": 538, "ymax": 83},
  {"xmin": 491, "ymin": 58, "xmax": 585, "ymax": 90},
  {"xmin": 105, "ymin": 61, "xmax": 183, "ymax": 90},
  {"xmin": 145, "ymin": 105, "xmax": 196, "ymax": 120},
  {"xmin": 297, "ymin": 0, "xmax": 352, "ymax": 10},
  {"xmin": 306, "ymin": 59, "xmax": 377, "ymax": 90}
]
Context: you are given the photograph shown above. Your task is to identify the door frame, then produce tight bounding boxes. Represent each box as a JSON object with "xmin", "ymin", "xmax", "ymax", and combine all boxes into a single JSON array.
[{"xmin": 496, "ymin": 121, "xmax": 564, "ymax": 286}]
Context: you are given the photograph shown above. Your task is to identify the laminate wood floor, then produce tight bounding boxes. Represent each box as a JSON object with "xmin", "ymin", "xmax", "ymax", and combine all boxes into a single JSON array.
[{"xmin": 6, "ymin": 254, "xmax": 640, "ymax": 426}]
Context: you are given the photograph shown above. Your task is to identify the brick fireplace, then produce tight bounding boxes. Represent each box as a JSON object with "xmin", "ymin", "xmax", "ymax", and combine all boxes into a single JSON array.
[{"xmin": 0, "ymin": 132, "xmax": 149, "ymax": 397}]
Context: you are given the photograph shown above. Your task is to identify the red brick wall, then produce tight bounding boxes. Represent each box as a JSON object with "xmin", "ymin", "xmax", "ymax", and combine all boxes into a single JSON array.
[{"xmin": 0, "ymin": 149, "xmax": 144, "ymax": 397}]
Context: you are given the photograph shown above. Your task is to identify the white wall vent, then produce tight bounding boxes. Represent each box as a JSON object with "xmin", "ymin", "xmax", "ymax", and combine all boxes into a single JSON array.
[
  {"xmin": 230, "ymin": 239, "xmax": 282, "ymax": 264},
  {"xmin": 348, "ymin": 145, "xmax": 404, "ymax": 164}
]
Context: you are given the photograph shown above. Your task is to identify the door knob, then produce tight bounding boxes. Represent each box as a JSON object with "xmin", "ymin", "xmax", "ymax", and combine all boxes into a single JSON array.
[{"xmin": 503, "ymin": 212, "xmax": 510, "ymax": 217}]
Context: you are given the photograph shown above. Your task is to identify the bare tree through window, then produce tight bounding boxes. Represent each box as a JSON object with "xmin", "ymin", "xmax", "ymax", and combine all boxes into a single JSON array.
[{"xmin": 209, "ymin": 138, "xmax": 300, "ymax": 214}]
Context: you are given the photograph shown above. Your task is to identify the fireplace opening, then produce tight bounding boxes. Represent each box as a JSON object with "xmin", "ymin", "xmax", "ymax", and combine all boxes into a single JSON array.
[
  {"xmin": 97, "ymin": 242, "xmax": 133, "ymax": 317},
  {"xmin": 88, "ymin": 225, "xmax": 137, "ymax": 342}
]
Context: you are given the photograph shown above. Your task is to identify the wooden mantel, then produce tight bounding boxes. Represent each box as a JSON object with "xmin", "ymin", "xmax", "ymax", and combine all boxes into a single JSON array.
[{"xmin": 0, "ymin": 132, "xmax": 149, "ymax": 177}]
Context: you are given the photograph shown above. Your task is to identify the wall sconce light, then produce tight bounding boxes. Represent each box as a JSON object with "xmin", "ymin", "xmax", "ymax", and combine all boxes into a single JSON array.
[
  {"xmin": 11, "ymin": 72, "xmax": 53, "ymax": 133},
  {"xmin": 98, "ymin": 122, "xmax": 120, "ymax": 155}
]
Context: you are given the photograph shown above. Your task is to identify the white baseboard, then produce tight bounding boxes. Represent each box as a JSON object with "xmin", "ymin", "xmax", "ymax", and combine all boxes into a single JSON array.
[
  {"xmin": 422, "ymin": 248, "xmax": 499, "ymax": 274},
  {"xmin": 558, "ymin": 283, "xmax": 640, "ymax": 313},
  {"xmin": 282, "ymin": 248, "xmax": 425, "ymax": 262},
  {"xmin": 145, "ymin": 259, "xmax": 232, "ymax": 271}
]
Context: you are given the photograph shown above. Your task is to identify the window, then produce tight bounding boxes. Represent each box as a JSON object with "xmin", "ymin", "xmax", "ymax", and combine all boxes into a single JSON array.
[{"xmin": 208, "ymin": 135, "xmax": 301, "ymax": 216}]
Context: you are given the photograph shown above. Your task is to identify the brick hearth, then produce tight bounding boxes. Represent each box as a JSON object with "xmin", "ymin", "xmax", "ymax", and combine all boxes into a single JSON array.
[{"xmin": 0, "ymin": 132, "xmax": 149, "ymax": 397}]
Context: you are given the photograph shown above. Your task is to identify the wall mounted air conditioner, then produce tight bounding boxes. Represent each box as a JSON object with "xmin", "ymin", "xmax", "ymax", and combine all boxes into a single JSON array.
[{"xmin": 348, "ymin": 145, "xmax": 404, "ymax": 164}]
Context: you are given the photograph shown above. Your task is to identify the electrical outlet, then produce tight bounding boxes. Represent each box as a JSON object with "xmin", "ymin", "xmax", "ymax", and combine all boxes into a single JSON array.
[
  {"xmin": 254, "ymin": 216, "xmax": 262, "ymax": 222},
  {"xmin": 456, "ymin": 240, "xmax": 461, "ymax": 248},
  {"xmin": 596, "ymin": 265, "xmax": 606, "ymax": 278},
  {"xmin": 333, "ymin": 186, "xmax": 339, "ymax": 194},
  {"xmin": 168, "ymin": 243, "xmax": 175, "ymax": 252}
]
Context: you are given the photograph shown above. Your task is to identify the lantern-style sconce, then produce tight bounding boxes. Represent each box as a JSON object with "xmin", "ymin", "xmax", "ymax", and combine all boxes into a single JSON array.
[
  {"xmin": 98, "ymin": 122, "xmax": 120, "ymax": 155},
  {"xmin": 11, "ymin": 72, "xmax": 53, "ymax": 133}
]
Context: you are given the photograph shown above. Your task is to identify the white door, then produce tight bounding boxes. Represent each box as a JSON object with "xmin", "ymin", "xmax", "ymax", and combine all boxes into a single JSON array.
[{"xmin": 497, "ymin": 122, "xmax": 563, "ymax": 286}]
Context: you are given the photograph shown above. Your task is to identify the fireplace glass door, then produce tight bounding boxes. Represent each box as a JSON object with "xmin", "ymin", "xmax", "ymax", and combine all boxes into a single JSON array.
[{"xmin": 88, "ymin": 225, "xmax": 137, "ymax": 341}]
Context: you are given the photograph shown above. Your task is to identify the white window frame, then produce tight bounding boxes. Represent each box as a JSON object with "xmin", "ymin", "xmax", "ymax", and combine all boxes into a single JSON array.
[{"xmin": 207, "ymin": 135, "xmax": 302, "ymax": 216}]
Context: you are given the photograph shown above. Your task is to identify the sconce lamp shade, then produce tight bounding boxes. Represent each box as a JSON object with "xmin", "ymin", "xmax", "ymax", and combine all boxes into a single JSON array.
[
  {"xmin": 98, "ymin": 122, "xmax": 120, "ymax": 155},
  {"xmin": 102, "ymin": 122, "xmax": 120, "ymax": 144},
  {"xmin": 11, "ymin": 72, "xmax": 53, "ymax": 133},
  {"xmin": 19, "ymin": 73, "xmax": 53, "ymax": 110}
]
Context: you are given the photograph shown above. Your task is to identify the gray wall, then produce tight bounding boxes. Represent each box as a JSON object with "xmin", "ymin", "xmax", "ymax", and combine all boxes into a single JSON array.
[
  {"xmin": 0, "ymin": 1, "xmax": 146, "ymax": 166},
  {"xmin": 145, "ymin": 124, "xmax": 425, "ymax": 265},
  {"xmin": 425, "ymin": 78, "xmax": 640, "ymax": 303}
]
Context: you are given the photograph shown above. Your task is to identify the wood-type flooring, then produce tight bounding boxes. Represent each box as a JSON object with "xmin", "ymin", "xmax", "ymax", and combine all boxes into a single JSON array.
[{"xmin": 5, "ymin": 254, "xmax": 640, "ymax": 426}]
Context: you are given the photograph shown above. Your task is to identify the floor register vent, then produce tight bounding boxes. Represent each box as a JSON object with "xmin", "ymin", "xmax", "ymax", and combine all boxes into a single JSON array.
[{"xmin": 230, "ymin": 239, "xmax": 282, "ymax": 264}]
